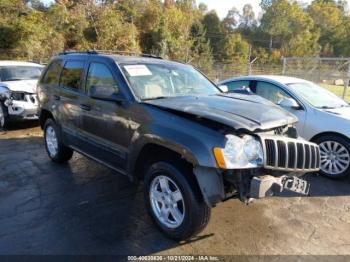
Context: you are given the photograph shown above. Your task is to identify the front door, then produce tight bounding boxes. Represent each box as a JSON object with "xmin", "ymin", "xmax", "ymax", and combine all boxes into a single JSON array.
[
  {"xmin": 79, "ymin": 61, "xmax": 130, "ymax": 172},
  {"xmin": 252, "ymin": 81, "xmax": 307, "ymax": 136}
]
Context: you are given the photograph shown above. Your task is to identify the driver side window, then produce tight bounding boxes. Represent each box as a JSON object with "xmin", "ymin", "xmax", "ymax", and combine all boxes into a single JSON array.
[
  {"xmin": 86, "ymin": 63, "xmax": 119, "ymax": 96},
  {"xmin": 255, "ymin": 81, "xmax": 291, "ymax": 104}
]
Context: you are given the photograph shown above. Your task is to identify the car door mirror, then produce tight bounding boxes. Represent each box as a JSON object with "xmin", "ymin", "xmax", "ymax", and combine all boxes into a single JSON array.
[
  {"xmin": 278, "ymin": 97, "xmax": 301, "ymax": 110},
  {"xmin": 218, "ymin": 85, "xmax": 228, "ymax": 93},
  {"xmin": 90, "ymin": 85, "xmax": 124, "ymax": 102}
]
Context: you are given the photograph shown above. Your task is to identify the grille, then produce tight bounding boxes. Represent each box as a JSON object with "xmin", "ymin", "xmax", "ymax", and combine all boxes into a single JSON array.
[{"xmin": 261, "ymin": 135, "xmax": 320, "ymax": 172}]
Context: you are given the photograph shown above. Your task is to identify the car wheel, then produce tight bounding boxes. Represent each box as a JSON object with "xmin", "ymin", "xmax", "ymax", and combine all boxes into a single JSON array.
[
  {"xmin": 144, "ymin": 160, "xmax": 211, "ymax": 240},
  {"xmin": 315, "ymin": 135, "xmax": 350, "ymax": 179},
  {"xmin": 44, "ymin": 118, "xmax": 73, "ymax": 163},
  {"xmin": 0, "ymin": 102, "xmax": 9, "ymax": 129}
]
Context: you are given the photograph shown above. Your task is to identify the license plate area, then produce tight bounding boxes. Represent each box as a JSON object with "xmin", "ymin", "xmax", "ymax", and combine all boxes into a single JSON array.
[{"xmin": 282, "ymin": 176, "xmax": 310, "ymax": 195}]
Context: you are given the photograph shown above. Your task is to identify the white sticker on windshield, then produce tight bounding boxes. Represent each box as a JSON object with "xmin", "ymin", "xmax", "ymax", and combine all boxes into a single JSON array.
[{"xmin": 124, "ymin": 65, "xmax": 152, "ymax": 77}]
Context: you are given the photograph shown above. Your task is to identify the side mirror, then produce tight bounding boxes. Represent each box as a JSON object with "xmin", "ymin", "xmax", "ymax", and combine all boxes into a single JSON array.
[
  {"xmin": 278, "ymin": 97, "xmax": 301, "ymax": 110},
  {"xmin": 90, "ymin": 85, "xmax": 124, "ymax": 102},
  {"xmin": 218, "ymin": 85, "xmax": 228, "ymax": 93}
]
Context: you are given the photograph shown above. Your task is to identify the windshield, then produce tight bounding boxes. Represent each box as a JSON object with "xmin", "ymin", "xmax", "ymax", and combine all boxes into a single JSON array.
[
  {"xmin": 120, "ymin": 63, "xmax": 220, "ymax": 100},
  {"xmin": 0, "ymin": 66, "xmax": 43, "ymax": 81},
  {"xmin": 287, "ymin": 82, "xmax": 348, "ymax": 109}
]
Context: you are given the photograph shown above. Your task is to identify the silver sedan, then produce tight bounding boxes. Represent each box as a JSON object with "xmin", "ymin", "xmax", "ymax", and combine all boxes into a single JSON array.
[{"xmin": 219, "ymin": 75, "xmax": 350, "ymax": 179}]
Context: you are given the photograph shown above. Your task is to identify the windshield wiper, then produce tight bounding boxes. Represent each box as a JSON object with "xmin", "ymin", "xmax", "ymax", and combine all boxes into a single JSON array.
[{"xmin": 142, "ymin": 96, "xmax": 169, "ymax": 101}]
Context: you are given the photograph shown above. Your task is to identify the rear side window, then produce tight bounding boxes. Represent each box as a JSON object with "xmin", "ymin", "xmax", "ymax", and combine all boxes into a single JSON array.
[
  {"xmin": 42, "ymin": 60, "xmax": 62, "ymax": 85},
  {"xmin": 59, "ymin": 61, "xmax": 85, "ymax": 91},
  {"xmin": 226, "ymin": 80, "xmax": 250, "ymax": 91}
]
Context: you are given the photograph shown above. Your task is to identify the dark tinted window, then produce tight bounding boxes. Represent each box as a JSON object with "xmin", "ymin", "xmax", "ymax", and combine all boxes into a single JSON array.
[
  {"xmin": 86, "ymin": 63, "xmax": 118, "ymax": 95},
  {"xmin": 226, "ymin": 80, "xmax": 250, "ymax": 91},
  {"xmin": 59, "ymin": 61, "xmax": 84, "ymax": 91},
  {"xmin": 42, "ymin": 60, "xmax": 62, "ymax": 85}
]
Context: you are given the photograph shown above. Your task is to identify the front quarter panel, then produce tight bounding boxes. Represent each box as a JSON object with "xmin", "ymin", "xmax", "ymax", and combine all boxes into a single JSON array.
[
  {"xmin": 303, "ymin": 108, "xmax": 350, "ymax": 140},
  {"xmin": 127, "ymin": 104, "xmax": 226, "ymax": 176}
]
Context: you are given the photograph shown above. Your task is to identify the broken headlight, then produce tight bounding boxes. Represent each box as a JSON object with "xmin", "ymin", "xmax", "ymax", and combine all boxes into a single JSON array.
[{"xmin": 214, "ymin": 134, "xmax": 263, "ymax": 169}]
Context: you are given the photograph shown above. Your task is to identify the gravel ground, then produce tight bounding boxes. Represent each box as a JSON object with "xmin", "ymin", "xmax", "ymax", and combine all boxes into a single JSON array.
[{"xmin": 0, "ymin": 122, "xmax": 350, "ymax": 256}]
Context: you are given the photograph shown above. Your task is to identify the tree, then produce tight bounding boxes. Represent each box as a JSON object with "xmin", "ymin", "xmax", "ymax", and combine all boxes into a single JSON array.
[
  {"xmin": 240, "ymin": 4, "xmax": 256, "ymax": 28},
  {"xmin": 222, "ymin": 7, "xmax": 240, "ymax": 32},
  {"xmin": 308, "ymin": 0, "xmax": 344, "ymax": 56},
  {"xmin": 202, "ymin": 10, "xmax": 224, "ymax": 59},
  {"xmin": 92, "ymin": 7, "xmax": 140, "ymax": 51},
  {"xmin": 260, "ymin": 0, "xmax": 319, "ymax": 56},
  {"xmin": 220, "ymin": 33, "xmax": 250, "ymax": 63},
  {"xmin": 190, "ymin": 21, "xmax": 213, "ymax": 71}
]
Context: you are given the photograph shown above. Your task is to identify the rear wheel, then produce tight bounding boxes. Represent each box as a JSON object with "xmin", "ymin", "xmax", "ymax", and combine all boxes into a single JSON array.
[
  {"xmin": 315, "ymin": 135, "xmax": 350, "ymax": 179},
  {"xmin": 44, "ymin": 118, "xmax": 73, "ymax": 163},
  {"xmin": 144, "ymin": 159, "xmax": 211, "ymax": 240}
]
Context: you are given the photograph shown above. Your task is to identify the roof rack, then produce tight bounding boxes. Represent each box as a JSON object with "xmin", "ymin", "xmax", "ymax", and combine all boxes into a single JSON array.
[{"xmin": 58, "ymin": 50, "xmax": 163, "ymax": 59}]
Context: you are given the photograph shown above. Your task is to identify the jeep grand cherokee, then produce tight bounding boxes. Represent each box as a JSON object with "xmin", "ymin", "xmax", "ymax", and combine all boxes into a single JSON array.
[{"xmin": 37, "ymin": 51, "xmax": 320, "ymax": 240}]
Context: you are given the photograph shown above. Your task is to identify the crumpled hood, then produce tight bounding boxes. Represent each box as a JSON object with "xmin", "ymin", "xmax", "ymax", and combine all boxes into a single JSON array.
[
  {"xmin": 144, "ymin": 93, "xmax": 298, "ymax": 132},
  {"xmin": 0, "ymin": 80, "xmax": 38, "ymax": 93},
  {"xmin": 323, "ymin": 106, "xmax": 350, "ymax": 120}
]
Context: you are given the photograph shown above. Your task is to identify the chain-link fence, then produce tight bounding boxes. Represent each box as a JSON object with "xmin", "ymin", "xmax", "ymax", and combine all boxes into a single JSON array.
[
  {"xmin": 205, "ymin": 62, "xmax": 283, "ymax": 82},
  {"xmin": 203, "ymin": 57, "xmax": 350, "ymax": 99}
]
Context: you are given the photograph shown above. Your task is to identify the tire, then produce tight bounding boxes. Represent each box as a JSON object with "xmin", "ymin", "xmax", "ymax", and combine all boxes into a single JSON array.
[
  {"xmin": 144, "ymin": 158, "xmax": 211, "ymax": 240},
  {"xmin": 0, "ymin": 102, "xmax": 9, "ymax": 129},
  {"xmin": 44, "ymin": 118, "xmax": 73, "ymax": 163},
  {"xmin": 314, "ymin": 135, "xmax": 350, "ymax": 179}
]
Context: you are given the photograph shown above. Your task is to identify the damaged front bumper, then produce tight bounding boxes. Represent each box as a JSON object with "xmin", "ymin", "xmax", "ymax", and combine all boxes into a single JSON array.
[
  {"xmin": 194, "ymin": 166, "xmax": 313, "ymax": 207},
  {"xmin": 3, "ymin": 93, "xmax": 39, "ymax": 119},
  {"xmin": 250, "ymin": 175, "xmax": 310, "ymax": 199}
]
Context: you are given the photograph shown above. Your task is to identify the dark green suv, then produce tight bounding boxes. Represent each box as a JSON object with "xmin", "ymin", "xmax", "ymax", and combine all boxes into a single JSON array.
[{"xmin": 37, "ymin": 51, "xmax": 320, "ymax": 240}]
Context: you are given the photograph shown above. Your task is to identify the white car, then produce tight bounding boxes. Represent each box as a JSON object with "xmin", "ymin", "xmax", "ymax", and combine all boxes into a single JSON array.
[
  {"xmin": 0, "ymin": 61, "xmax": 44, "ymax": 128},
  {"xmin": 219, "ymin": 75, "xmax": 350, "ymax": 179}
]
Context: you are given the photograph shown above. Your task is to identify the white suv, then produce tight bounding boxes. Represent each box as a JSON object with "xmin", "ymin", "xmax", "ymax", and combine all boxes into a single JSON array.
[{"xmin": 0, "ymin": 61, "xmax": 44, "ymax": 128}]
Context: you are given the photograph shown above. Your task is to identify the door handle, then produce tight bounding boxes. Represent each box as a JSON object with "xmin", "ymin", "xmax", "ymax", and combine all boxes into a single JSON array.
[
  {"xmin": 53, "ymin": 95, "xmax": 60, "ymax": 101},
  {"xmin": 80, "ymin": 104, "xmax": 91, "ymax": 111}
]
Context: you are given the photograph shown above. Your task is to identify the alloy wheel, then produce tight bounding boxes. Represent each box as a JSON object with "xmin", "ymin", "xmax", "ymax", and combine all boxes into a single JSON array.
[
  {"xmin": 45, "ymin": 126, "xmax": 58, "ymax": 157},
  {"xmin": 0, "ymin": 105, "xmax": 4, "ymax": 128},
  {"xmin": 319, "ymin": 141, "xmax": 350, "ymax": 175},
  {"xmin": 149, "ymin": 175, "xmax": 185, "ymax": 229}
]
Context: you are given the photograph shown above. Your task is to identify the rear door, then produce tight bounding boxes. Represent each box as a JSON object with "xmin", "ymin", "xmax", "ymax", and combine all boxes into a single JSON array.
[{"xmin": 55, "ymin": 60, "xmax": 87, "ymax": 147}]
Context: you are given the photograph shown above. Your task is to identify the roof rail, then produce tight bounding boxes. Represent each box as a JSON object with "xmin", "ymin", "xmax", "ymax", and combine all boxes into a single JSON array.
[{"xmin": 58, "ymin": 50, "xmax": 163, "ymax": 59}]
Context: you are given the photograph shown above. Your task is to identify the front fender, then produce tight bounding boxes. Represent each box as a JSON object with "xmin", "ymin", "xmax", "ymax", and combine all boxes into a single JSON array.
[{"xmin": 127, "ymin": 122, "xmax": 226, "ymax": 177}]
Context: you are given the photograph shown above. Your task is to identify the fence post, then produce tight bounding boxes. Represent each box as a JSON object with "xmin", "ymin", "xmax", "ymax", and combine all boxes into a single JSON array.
[
  {"xmin": 282, "ymin": 57, "xmax": 286, "ymax": 75},
  {"xmin": 343, "ymin": 60, "xmax": 350, "ymax": 100},
  {"xmin": 247, "ymin": 45, "xmax": 252, "ymax": 75}
]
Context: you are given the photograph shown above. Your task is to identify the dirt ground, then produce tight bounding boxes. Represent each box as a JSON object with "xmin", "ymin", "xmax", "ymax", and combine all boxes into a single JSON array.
[{"xmin": 0, "ymin": 122, "xmax": 350, "ymax": 256}]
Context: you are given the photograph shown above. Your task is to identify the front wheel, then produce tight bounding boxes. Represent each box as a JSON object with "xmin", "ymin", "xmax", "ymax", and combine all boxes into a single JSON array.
[
  {"xmin": 0, "ymin": 102, "xmax": 9, "ymax": 129},
  {"xmin": 44, "ymin": 118, "xmax": 73, "ymax": 163},
  {"xmin": 315, "ymin": 135, "xmax": 350, "ymax": 179},
  {"xmin": 144, "ymin": 160, "xmax": 211, "ymax": 240}
]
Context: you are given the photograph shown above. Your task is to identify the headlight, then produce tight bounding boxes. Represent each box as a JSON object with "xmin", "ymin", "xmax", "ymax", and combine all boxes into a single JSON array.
[{"xmin": 213, "ymin": 134, "xmax": 263, "ymax": 169}]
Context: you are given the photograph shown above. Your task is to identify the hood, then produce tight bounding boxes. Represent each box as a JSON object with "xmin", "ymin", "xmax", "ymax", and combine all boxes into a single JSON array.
[
  {"xmin": 144, "ymin": 93, "xmax": 298, "ymax": 132},
  {"xmin": 323, "ymin": 106, "xmax": 350, "ymax": 120},
  {"xmin": 0, "ymin": 80, "xmax": 38, "ymax": 93}
]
